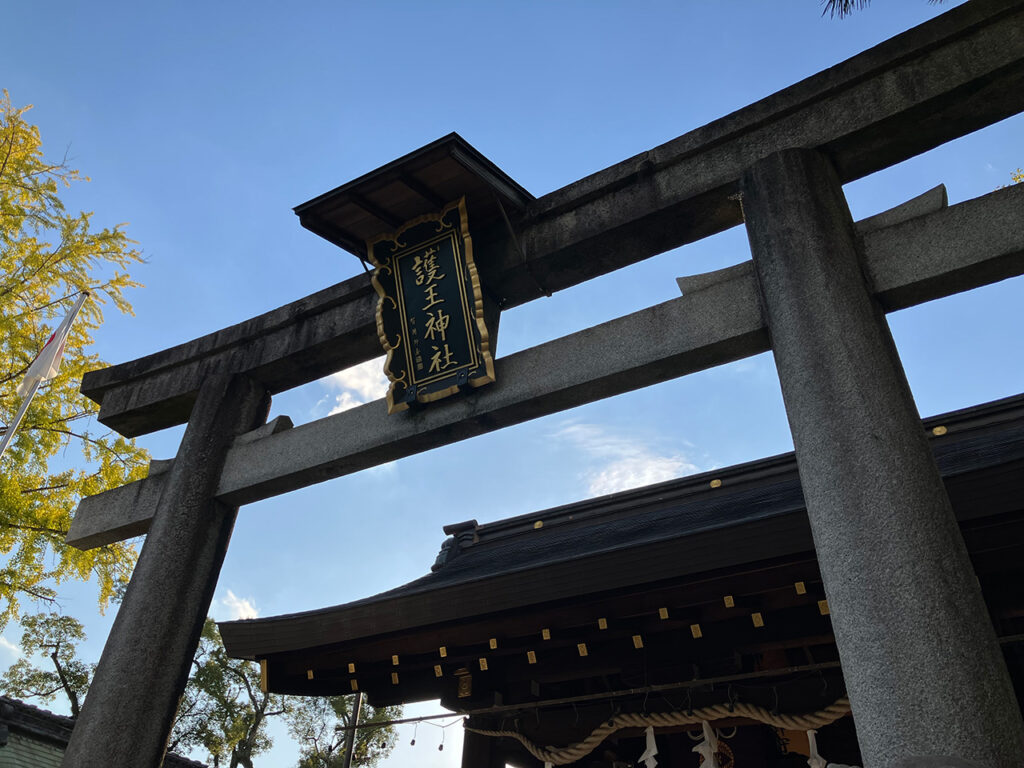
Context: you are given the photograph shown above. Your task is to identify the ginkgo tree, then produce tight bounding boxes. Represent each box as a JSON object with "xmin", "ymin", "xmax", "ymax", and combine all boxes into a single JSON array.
[
  {"xmin": 0, "ymin": 89, "xmax": 148, "ymax": 630},
  {"xmin": 170, "ymin": 618, "xmax": 287, "ymax": 768},
  {"xmin": 286, "ymin": 694, "xmax": 401, "ymax": 768}
]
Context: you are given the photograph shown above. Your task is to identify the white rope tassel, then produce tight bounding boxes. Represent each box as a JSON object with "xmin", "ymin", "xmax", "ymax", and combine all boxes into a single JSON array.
[
  {"xmin": 544, "ymin": 762, "xmax": 553, "ymax": 768},
  {"xmin": 638, "ymin": 725, "xmax": 658, "ymax": 768},
  {"xmin": 692, "ymin": 721, "xmax": 720, "ymax": 768},
  {"xmin": 807, "ymin": 729, "xmax": 861, "ymax": 768},
  {"xmin": 806, "ymin": 729, "xmax": 827, "ymax": 768}
]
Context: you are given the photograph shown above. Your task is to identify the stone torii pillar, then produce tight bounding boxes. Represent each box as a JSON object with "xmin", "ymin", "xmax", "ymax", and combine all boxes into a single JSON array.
[
  {"xmin": 62, "ymin": 374, "xmax": 270, "ymax": 767},
  {"xmin": 740, "ymin": 148, "xmax": 1024, "ymax": 767}
]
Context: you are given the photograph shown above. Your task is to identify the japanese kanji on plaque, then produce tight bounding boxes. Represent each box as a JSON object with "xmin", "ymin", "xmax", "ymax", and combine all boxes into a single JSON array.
[{"xmin": 367, "ymin": 197, "xmax": 495, "ymax": 414}]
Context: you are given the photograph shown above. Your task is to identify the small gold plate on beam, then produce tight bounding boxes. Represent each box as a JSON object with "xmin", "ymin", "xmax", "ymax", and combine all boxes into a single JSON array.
[
  {"xmin": 456, "ymin": 669, "xmax": 472, "ymax": 698},
  {"xmin": 434, "ymin": 665, "xmax": 443, "ymax": 677},
  {"xmin": 478, "ymin": 658, "xmax": 488, "ymax": 671},
  {"xmin": 819, "ymin": 599, "xmax": 831, "ymax": 615},
  {"xmin": 527, "ymin": 650, "xmax": 537, "ymax": 665},
  {"xmin": 597, "ymin": 618, "xmax": 608, "ymax": 630},
  {"xmin": 723, "ymin": 595, "xmax": 735, "ymax": 608},
  {"xmin": 350, "ymin": 679, "xmax": 359, "ymax": 692},
  {"xmin": 577, "ymin": 643, "xmax": 588, "ymax": 657},
  {"xmin": 795, "ymin": 581, "xmax": 807, "ymax": 595},
  {"xmin": 690, "ymin": 623, "xmax": 703, "ymax": 639},
  {"xmin": 632, "ymin": 635, "xmax": 644, "ymax": 649},
  {"xmin": 752, "ymin": 612, "xmax": 765, "ymax": 628}
]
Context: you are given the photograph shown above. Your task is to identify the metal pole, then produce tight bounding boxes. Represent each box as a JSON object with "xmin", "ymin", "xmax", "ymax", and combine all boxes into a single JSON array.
[
  {"xmin": 0, "ymin": 379, "xmax": 41, "ymax": 462},
  {"xmin": 342, "ymin": 690, "xmax": 364, "ymax": 768}
]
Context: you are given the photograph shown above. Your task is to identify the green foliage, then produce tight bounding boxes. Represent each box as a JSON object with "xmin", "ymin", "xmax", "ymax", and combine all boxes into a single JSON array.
[
  {"xmin": 286, "ymin": 695, "xmax": 401, "ymax": 768},
  {"xmin": 170, "ymin": 619, "xmax": 285, "ymax": 768},
  {"xmin": 0, "ymin": 610, "xmax": 388, "ymax": 768},
  {"xmin": 821, "ymin": 0, "xmax": 870, "ymax": 18},
  {"xmin": 821, "ymin": 0, "xmax": 943, "ymax": 18},
  {"xmin": 997, "ymin": 168, "xmax": 1023, "ymax": 190},
  {"xmin": 0, "ymin": 612, "xmax": 94, "ymax": 717},
  {"xmin": 0, "ymin": 90, "xmax": 148, "ymax": 629}
]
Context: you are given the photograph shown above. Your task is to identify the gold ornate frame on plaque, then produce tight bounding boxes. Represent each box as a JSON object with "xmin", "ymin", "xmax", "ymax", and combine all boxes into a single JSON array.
[{"xmin": 367, "ymin": 197, "xmax": 495, "ymax": 414}]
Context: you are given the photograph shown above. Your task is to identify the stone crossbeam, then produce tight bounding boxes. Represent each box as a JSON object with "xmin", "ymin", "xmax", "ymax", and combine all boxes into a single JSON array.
[
  {"xmin": 82, "ymin": 0, "xmax": 1024, "ymax": 437},
  {"xmin": 68, "ymin": 183, "xmax": 1024, "ymax": 550},
  {"xmin": 82, "ymin": 276, "xmax": 379, "ymax": 437}
]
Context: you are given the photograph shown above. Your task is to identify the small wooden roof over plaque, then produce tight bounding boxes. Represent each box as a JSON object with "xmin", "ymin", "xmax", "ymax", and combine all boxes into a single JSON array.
[{"xmin": 294, "ymin": 133, "xmax": 534, "ymax": 259}]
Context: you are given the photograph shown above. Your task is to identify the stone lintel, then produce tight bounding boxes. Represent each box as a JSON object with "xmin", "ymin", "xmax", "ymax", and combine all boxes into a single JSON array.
[
  {"xmin": 81, "ymin": 276, "xmax": 378, "ymax": 437},
  {"xmin": 867, "ymin": 182, "xmax": 1024, "ymax": 311},
  {"xmin": 66, "ymin": 184, "xmax": 1024, "ymax": 550},
  {"xmin": 82, "ymin": 1, "xmax": 1024, "ymax": 437},
  {"xmin": 68, "ymin": 472, "xmax": 168, "ymax": 550}
]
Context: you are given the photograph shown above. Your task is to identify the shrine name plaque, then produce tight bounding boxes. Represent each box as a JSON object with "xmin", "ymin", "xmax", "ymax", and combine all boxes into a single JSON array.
[{"xmin": 368, "ymin": 198, "xmax": 495, "ymax": 414}]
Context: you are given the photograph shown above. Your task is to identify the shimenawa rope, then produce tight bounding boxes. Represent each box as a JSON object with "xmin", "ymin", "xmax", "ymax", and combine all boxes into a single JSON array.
[{"xmin": 465, "ymin": 696, "xmax": 851, "ymax": 765}]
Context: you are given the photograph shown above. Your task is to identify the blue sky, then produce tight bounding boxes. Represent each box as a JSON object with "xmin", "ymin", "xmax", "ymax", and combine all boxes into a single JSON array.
[{"xmin": 2, "ymin": 1, "xmax": 1022, "ymax": 765}]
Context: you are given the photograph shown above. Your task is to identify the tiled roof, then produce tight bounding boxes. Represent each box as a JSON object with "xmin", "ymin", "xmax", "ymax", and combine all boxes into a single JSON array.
[
  {"xmin": 221, "ymin": 392, "xmax": 1024, "ymax": 659},
  {"xmin": 0, "ymin": 696, "xmax": 207, "ymax": 767}
]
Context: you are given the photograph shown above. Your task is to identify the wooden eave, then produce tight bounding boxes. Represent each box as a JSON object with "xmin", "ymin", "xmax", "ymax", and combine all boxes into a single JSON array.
[
  {"xmin": 221, "ymin": 394, "xmax": 1024, "ymax": 709},
  {"xmin": 294, "ymin": 132, "xmax": 535, "ymax": 259}
]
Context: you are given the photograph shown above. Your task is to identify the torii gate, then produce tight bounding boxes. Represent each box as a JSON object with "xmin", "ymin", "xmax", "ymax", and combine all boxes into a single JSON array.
[{"xmin": 62, "ymin": 2, "xmax": 1024, "ymax": 766}]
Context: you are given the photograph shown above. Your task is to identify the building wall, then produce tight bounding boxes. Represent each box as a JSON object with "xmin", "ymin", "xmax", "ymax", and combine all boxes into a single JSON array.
[{"xmin": 0, "ymin": 732, "xmax": 64, "ymax": 768}]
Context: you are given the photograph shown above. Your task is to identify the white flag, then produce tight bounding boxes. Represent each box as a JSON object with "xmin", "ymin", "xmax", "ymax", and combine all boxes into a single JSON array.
[{"xmin": 17, "ymin": 291, "xmax": 90, "ymax": 398}]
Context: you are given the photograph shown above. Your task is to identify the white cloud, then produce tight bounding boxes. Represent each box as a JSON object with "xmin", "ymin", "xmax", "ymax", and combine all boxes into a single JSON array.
[
  {"xmin": 327, "ymin": 391, "xmax": 365, "ymax": 415},
  {"xmin": 322, "ymin": 358, "xmax": 388, "ymax": 415},
  {"xmin": 220, "ymin": 590, "xmax": 259, "ymax": 620},
  {"xmin": 552, "ymin": 422, "xmax": 702, "ymax": 497},
  {"xmin": 708, "ymin": 354, "xmax": 770, "ymax": 379},
  {"xmin": 0, "ymin": 634, "xmax": 22, "ymax": 659}
]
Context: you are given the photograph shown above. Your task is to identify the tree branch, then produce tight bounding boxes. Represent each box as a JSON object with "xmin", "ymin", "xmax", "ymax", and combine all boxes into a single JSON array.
[
  {"xmin": 28, "ymin": 425, "xmax": 139, "ymax": 469},
  {"xmin": 1, "ymin": 522, "xmax": 68, "ymax": 536},
  {"xmin": 48, "ymin": 641, "xmax": 81, "ymax": 718},
  {"xmin": 19, "ymin": 483, "xmax": 72, "ymax": 495}
]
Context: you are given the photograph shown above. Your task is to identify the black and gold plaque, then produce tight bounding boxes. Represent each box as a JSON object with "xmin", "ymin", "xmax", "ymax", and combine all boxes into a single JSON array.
[{"xmin": 368, "ymin": 198, "xmax": 495, "ymax": 414}]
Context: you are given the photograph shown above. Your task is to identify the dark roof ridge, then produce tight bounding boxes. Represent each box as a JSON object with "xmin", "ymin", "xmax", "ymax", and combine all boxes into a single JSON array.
[
  {"xmin": 452, "ymin": 391, "xmax": 1024, "ymax": 551},
  {"xmin": 1, "ymin": 695, "xmax": 68, "ymax": 716},
  {"xmin": 466, "ymin": 452, "xmax": 794, "ymax": 547},
  {"xmin": 0, "ymin": 695, "xmax": 208, "ymax": 767},
  {"xmin": 220, "ymin": 391, "xmax": 1024, "ymax": 646}
]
